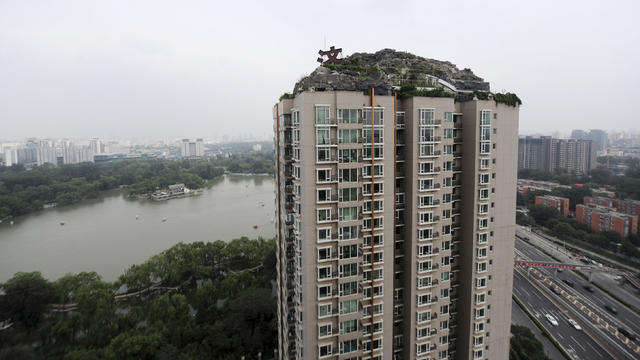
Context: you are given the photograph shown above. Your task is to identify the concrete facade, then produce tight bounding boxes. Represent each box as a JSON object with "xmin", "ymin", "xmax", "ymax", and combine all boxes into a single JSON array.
[
  {"xmin": 517, "ymin": 136, "xmax": 596, "ymax": 175},
  {"xmin": 575, "ymin": 203, "xmax": 638, "ymax": 238},
  {"xmin": 274, "ymin": 90, "xmax": 519, "ymax": 360},
  {"xmin": 535, "ymin": 195, "xmax": 570, "ymax": 216}
]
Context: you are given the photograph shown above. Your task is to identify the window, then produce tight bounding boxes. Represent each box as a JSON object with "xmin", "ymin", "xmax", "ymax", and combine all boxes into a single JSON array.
[
  {"xmin": 362, "ymin": 108, "xmax": 384, "ymax": 125},
  {"xmin": 480, "ymin": 141, "xmax": 491, "ymax": 154},
  {"xmin": 363, "ymin": 144, "xmax": 384, "ymax": 159},
  {"xmin": 318, "ymin": 266, "xmax": 331, "ymax": 280},
  {"xmin": 339, "ymin": 206, "xmax": 358, "ymax": 221},
  {"xmin": 338, "ymin": 129, "xmax": 358, "ymax": 143},
  {"xmin": 339, "ymin": 187, "xmax": 358, "ymax": 202},
  {"xmin": 419, "ymin": 212, "xmax": 433, "ymax": 224},
  {"xmin": 319, "ymin": 303, "xmax": 332, "ymax": 317},
  {"xmin": 363, "ymin": 284, "xmax": 383, "ymax": 299},
  {"xmin": 419, "ymin": 162, "xmax": 435, "ymax": 174},
  {"xmin": 478, "ymin": 203, "xmax": 489, "ymax": 214},
  {"xmin": 444, "ymin": 161, "xmax": 452, "ymax": 171},
  {"xmin": 444, "ymin": 128, "xmax": 453, "ymax": 139},
  {"xmin": 419, "ymin": 126, "xmax": 435, "ymax": 142},
  {"xmin": 417, "ymin": 293, "xmax": 432, "ymax": 306},
  {"xmin": 477, "ymin": 261, "xmax": 487, "ymax": 273},
  {"xmin": 317, "ymin": 128, "xmax": 330, "ymax": 145},
  {"xmin": 442, "ymin": 240, "xmax": 451, "ymax": 250},
  {"xmin": 444, "ymin": 177, "xmax": 452, "ymax": 187},
  {"xmin": 476, "ymin": 277, "xmax": 487, "ymax": 289},
  {"xmin": 480, "ymin": 158, "xmax": 490, "ymax": 169},
  {"xmin": 444, "ymin": 112, "xmax": 453, "ymax": 122},
  {"xmin": 440, "ymin": 304, "xmax": 449, "ymax": 315},
  {"xmin": 442, "ymin": 224, "xmax": 451, "ymax": 235},
  {"xmin": 475, "ymin": 293, "xmax": 486, "ymax": 305},
  {"xmin": 317, "ymin": 147, "xmax": 331, "ymax": 162},
  {"xmin": 419, "ymin": 108, "xmax": 435, "ymax": 125},
  {"xmin": 480, "ymin": 126, "xmax": 491, "ymax": 141},
  {"xmin": 317, "ymin": 188, "xmax": 331, "ymax": 203},
  {"xmin": 442, "ymin": 209, "xmax": 451, "ymax": 219},
  {"xmin": 339, "ymin": 244, "xmax": 358, "ymax": 259},
  {"xmin": 440, "ymin": 320, "xmax": 449, "ymax": 330},
  {"xmin": 363, "ymin": 250, "xmax": 383, "ymax": 265},
  {"xmin": 363, "ymin": 217, "xmax": 383, "ymax": 230},
  {"xmin": 363, "ymin": 182, "xmax": 384, "ymax": 195},
  {"xmin": 338, "ymin": 149, "xmax": 358, "ymax": 163},
  {"xmin": 419, "ymin": 143, "xmax": 435, "ymax": 157},
  {"xmin": 340, "ymin": 299, "xmax": 357, "ymax": 314},
  {"xmin": 340, "ymin": 339, "xmax": 358, "ymax": 354},
  {"xmin": 363, "ymin": 303, "xmax": 384, "ymax": 316},
  {"xmin": 339, "ymin": 168, "xmax": 358, "ymax": 182},
  {"xmin": 418, "ymin": 260, "xmax": 432, "ymax": 273},
  {"xmin": 363, "ymin": 127, "xmax": 384, "ymax": 143},
  {"xmin": 339, "ymin": 281, "xmax": 358, "ymax": 296},
  {"xmin": 479, "ymin": 173, "xmax": 490, "ymax": 184},
  {"xmin": 339, "ymin": 225, "xmax": 358, "ymax": 240},
  {"xmin": 363, "ymin": 267, "xmax": 384, "ymax": 281},
  {"xmin": 419, "ymin": 195, "xmax": 434, "ymax": 207},
  {"xmin": 418, "ymin": 276, "xmax": 432, "ymax": 289},
  {"xmin": 419, "ymin": 178, "xmax": 434, "ymax": 191},
  {"xmin": 363, "ymin": 164, "xmax": 383, "ymax": 177},
  {"xmin": 318, "ymin": 284, "xmax": 332, "ymax": 299},
  {"xmin": 317, "ymin": 228, "xmax": 331, "ymax": 243},
  {"xmin": 319, "ymin": 344, "xmax": 332, "ymax": 358},
  {"xmin": 474, "ymin": 321, "xmax": 485, "ymax": 333},
  {"xmin": 317, "ymin": 168, "xmax": 331, "ymax": 183},
  {"xmin": 316, "ymin": 106, "xmax": 330, "ymax": 125},
  {"xmin": 318, "ymin": 323, "xmax": 332, "ymax": 338},
  {"xmin": 318, "ymin": 247, "xmax": 331, "ymax": 261},
  {"xmin": 477, "ymin": 232, "xmax": 488, "ymax": 244},
  {"xmin": 417, "ymin": 310, "xmax": 431, "ymax": 323},
  {"xmin": 418, "ymin": 227, "xmax": 433, "ymax": 242},
  {"xmin": 474, "ymin": 349, "xmax": 483, "ymax": 359},
  {"xmin": 417, "ymin": 343, "xmax": 430, "ymax": 355},
  {"xmin": 444, "ymin": 144, "xmax": 452, "ymax": 154},
  {"xmin": 477, "ymin": 247, "xmax": 488, "ymax": 258},
  {"xmin": 441, "ymin": 271, "xmax": 450, "ymax": 281},
  {"xmin": 475, "ymin": 307, "xmax": 486, "ymax": 319},
  {"xmin": 339, "ymin": 263, "xmax": 358, "ymax": 278},
  {"xmin": 478, "ymin": 218, "xmax": 488, "ymax": 229},
  {"xmin": 441, "ymin": 288, "xmax": 450, "ymax": 298},
  {"xmin": 418, "ymin": 244, "xmax": 432, "ymax": 257},
  {"xmin": 338, "ymin": 109, "xmax": 358, "ymax": 124},
  {"xmin": 417, "ymin": 327, "xmax": 430, "ymax": 339},
  {"xmin": 363, "ymin": 234, "xmax": 383, "ymax": 248},
  {"xmin": 442, "ymin": 193, "xmax": 452, "ymax": 203},
  {"xmin": 479, "ymin": 188, "xmax": 489, "ymax": 200},
  {"xmin": 317, "ymin": 208, "xmax": 331, "ymax": 223},
  {"xmin": 363, "ymin": 199, "xmax": 383, "ymax": 213},
  {"xmin": 340, "ymin": 319, "xmax": 357, "ymax": 334}
]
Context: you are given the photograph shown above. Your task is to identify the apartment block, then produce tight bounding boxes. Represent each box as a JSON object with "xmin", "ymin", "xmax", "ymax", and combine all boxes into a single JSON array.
[
  {"xmin": 535, "ymin": 195, "xmax": 570, "ymax": 216},
  {"xmin": 517, "ymin": 136, "xmax": 596, "ymax": 175},
  {"xmin": 583, "ymin": 196, "xmax": 640, "ymax": 217},
  {"xmin": 274, "ymin": 53, "xmax": 519, "ymax": 360},
  {"xmin": 517, "ymin": 179, "xmax": 570, "ymax": 197},
  {"xmin": 575, "ymin": 204, "xmax": 638, "ymax": 238}
]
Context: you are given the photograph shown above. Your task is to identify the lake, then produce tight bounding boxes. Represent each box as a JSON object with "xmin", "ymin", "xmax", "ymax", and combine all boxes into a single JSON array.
[{"xmin": 0, "ymin": 175, "xmax": 276, "ymax": 282}]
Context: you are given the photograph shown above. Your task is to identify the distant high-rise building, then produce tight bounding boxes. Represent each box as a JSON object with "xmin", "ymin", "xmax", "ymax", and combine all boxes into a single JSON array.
[
  {"xmin": 180, "ymin": 138, "xmax": 204, "ymax": 158},
  {"xmin": 518, "ymin": 136, "xmax": 596, "ymax": 174},
  {"xmin": 90, "ymin": 138, "xmax": 103, "ymax": 155},
  {"xmin": 36, "ymin": 140, "xmax": 58, "ymax": 166},
  {"xmin": 571, "ymin": 129, "xmax": 607, "ymax": 152},
  {"xmin": 274, "ymin": 49, "xmax": 519, "ymax": 360}
]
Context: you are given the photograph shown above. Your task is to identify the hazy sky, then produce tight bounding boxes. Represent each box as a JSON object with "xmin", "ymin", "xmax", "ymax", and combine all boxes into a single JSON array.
[{"xmin": 1, "ymin": 0, "xmax": 638, "ymax": 140}]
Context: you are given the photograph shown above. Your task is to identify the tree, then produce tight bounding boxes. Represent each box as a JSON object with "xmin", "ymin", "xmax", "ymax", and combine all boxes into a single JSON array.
[
  {"xmin": 510, "ymin": 324, "xmax": 550, "ymax": 360},
  {"xmin": 528, "ymin": 205, "xmax": 561, "ymax": 225},
  {"xmin": 0, "ymin": 272, "xmax": 56, "ymax": 332}
]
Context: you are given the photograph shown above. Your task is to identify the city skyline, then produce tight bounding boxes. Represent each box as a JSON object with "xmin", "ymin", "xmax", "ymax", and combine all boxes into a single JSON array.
[{"xmin": 1, "ymin": 1, "xmax": 639, "ymax": 139}]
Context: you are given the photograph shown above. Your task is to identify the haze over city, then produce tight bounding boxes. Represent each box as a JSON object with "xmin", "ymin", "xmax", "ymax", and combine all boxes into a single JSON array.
[{"xmin": 1, "ymin": 0, "xmax": 639, "ymax": 140}]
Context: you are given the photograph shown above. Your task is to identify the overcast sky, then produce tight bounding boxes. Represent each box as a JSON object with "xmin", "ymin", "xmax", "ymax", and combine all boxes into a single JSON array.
[{"xmin": 1, "ymin": 0, "xmax": 638, "ymax": 141}]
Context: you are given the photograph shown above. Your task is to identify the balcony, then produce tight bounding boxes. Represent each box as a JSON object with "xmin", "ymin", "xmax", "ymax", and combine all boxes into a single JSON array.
[{"xmin": 396, "ymin": 112, "xmax": 406, "ymax": 129}]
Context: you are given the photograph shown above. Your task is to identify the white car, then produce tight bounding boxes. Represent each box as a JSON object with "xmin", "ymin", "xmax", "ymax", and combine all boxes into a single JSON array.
[
  {"xmin": 567, "ymin": 318, "xmax": 582, "ymax": 330},
  {"xmin": 545, "ymin": 314, "xmax": 559, "ymax": 326}
]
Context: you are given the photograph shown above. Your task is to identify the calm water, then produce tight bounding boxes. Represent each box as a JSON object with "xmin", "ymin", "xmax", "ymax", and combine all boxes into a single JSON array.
[{"xmin": 0, "ymin": 175, "xmax": 275, "ymax": 282}]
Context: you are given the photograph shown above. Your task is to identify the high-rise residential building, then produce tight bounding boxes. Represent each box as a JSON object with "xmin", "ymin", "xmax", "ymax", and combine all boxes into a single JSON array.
[
  {"xmin": 90, "ymin": 138, "xmax": 104, "ymax": 155},
  {"xmin": 36, "ymin": 140, "xmax": 58, "ymax": 166},
  {"xmin": 273, "ymin": 49, "xmax": 519, "ymax": 360},
  {"xmin": 180, "ymin": 138, "xmax": 204, "ymax": 158},
  {"xmin": 518, "ymin": 136, "xmax": 596, "ymax": 175}
]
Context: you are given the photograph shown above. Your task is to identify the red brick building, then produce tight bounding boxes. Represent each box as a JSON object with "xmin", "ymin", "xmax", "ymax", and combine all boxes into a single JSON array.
[
  {"xmin": 575, "ymin": 203, "xmax": 638, "ymax": 238},
  {"xmin": 583, "ymin": 196, "xmax": 640, "ymax": 217},
  {"xmin": 535, "ymin": 195, "xmax": 571, "ymax": 216}
]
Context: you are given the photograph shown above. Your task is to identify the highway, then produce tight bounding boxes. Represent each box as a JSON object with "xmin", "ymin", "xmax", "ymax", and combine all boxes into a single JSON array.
[
  {"xmin": 513, "ymin": 270, "xmax": 614, "ymax": 359},
  {"xmin": 515, "ymin": 237, "xmax": 640, "ymax": 359}
]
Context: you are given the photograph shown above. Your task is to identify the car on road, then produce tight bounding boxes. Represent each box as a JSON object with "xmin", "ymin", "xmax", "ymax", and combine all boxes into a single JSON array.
[
  {"xmin": 618, "ymin": 327, "xmax": 636, "ymax": 341},
  {"xmin": 545, "ymin": 314, "xmax": 559, "ymax": 326},
  {"xmin": 550, "ymin": 286, "xmax": 562, "ymax": 295},
  {"xmin": 604, "ymin": 304, "xmax": 618, "ymax": 315},
  {"xmin": 567, "ymin": 318, "xmax": 582, "ymax": 330},
  {"xmin": 562, "ymin": 279, "xmax": 574, "ymax": 287},
  {"xmin": 579, "ymin": 258, "xmax": 590, "ymax": 264},
  {"xmin": 583, "ymin": 284, "xmax": 595, "ymax": 293}
]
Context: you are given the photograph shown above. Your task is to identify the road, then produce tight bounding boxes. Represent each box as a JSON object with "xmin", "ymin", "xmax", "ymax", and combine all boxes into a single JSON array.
[
  {"xmin": 517, "ymin": 226, "xmax": 640, "ymax": 312},
  {"xmin": 513, "ymin": 270, "xmax": 615, "ymax": 359},
  {"xmin": 515, "ymin": 237, "xmax": 640, "ymax": 359}
]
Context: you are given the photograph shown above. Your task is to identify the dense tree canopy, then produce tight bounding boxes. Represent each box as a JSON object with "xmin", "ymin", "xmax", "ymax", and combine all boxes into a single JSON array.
[
  {"xmin": 0, "ymin": 237, "xmax": 277, "ymax": 360},
  {"xmin": 509, "ymin": 325, "xmax": 550, "ymax": 360}
]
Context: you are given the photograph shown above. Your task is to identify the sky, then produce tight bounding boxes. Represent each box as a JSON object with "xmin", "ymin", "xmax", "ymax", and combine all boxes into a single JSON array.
[{"xmin": 1, "ymin": 0, "xmax": 639, "ymax": 141}]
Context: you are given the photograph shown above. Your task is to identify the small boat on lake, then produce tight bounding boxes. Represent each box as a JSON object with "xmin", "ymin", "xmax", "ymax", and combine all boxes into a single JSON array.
[{"xmin": 59, "ymin": 221, "xmax": 65, "ymax": 226}]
